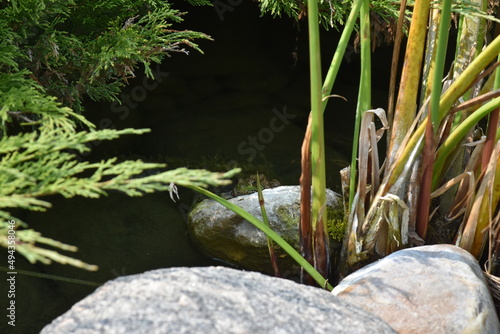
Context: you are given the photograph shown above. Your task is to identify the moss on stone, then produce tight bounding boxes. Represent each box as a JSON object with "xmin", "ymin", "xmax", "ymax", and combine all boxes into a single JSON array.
[
  {"xmin": 326, "ymin": 205, "xmax": 347, "ymax": 242},
  {"xmin": 275, "ymin": 206, "xmax": 299, "ymax": 228}
]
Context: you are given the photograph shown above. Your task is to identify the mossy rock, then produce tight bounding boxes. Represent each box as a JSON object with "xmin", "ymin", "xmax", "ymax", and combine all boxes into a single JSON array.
[{"xmin": 187, "ymin": 186, "xmax": 342, "ymax": 279}]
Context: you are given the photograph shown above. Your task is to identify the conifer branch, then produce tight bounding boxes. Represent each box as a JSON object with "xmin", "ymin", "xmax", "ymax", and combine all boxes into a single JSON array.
[{"xmin": 0, "ymin": 1, "xmax": 231, "ymax": 270}]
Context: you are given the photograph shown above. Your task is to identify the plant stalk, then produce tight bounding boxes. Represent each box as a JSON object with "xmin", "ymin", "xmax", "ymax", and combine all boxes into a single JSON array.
[
  {"xmin": 416, "ymin": 0, "xmax": 452, "ymax": 239},
  {"xmin": 349, "ymin": 0, "xmax": 372, "ymax": 210},
  {"xmin": 387, "ymin": 0, "xmax": 431, "ymax": 167},
  {"xmin": 307, "ymin": 0, "xmax": 329, "ymax": 279}
]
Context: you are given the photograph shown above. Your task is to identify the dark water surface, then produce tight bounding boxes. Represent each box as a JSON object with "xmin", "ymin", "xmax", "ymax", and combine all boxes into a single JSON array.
[{"xmin": 1, "ymin": 2, "xmax": 393, "ymax": 333}]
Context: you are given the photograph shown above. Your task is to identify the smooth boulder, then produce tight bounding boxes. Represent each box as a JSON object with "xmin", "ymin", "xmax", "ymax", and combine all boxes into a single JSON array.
[
  {"xmin": 187, "ymin": 186, "xmax": 340, "ymax": 278},
  {"xmin": 41, "ymin": 266, "xmax": 396, "ymax": 334},
  {"xmin": 332, "ymin": 244, "xmax": 500, "ymax": 334}
]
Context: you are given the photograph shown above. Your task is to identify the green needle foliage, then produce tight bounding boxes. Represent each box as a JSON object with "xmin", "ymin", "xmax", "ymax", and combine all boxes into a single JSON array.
[
  {"xmin": 2, "ymin": 0, "xmax": 211, "ymax": 113},
  {"xmin": 0, "ymin": 0, "xmax": 236, "ymax": 270},
  {"xmin": 257, "ymin": 0, "xmax": 403, "ymax": 29},
  {"xmin": 183, "ymin": 0, "xmax": 213, "ymax": 6}
]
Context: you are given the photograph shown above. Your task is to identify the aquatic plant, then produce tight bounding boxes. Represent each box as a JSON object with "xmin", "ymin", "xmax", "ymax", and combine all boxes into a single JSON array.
[
  {"xmin": 195, "ymin": 0, "xmax": 500, "ymax": 288},
  {"xmin": 339, "ymin": 0, "xmax": 500, "ymax": 278}
]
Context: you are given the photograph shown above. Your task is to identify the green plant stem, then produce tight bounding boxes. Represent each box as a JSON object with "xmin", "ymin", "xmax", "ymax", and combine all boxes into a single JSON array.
[
  {"xmin": 188, "ymin": 185, "xmax": 333, "ymax": 290},
  {"xmin": 349, "ymin": 0, "xmax": 372, "ymax": 208},
  {"xmin": 300, "ymin": 0, "xmax": 361, "ymax": 218},
  {"xmin": 432, "ymin": 97, "xmax": 500, "ymax": 189},
  {"xmin": 321, "ymin": 0, "xmax": 362, "ymax": 110},
  {"xmin": 430, "ymin": 0, "xmax": 452, "ymax": 129},
  {"xmin": 307, "ymin": 0, "xmax": 329, "ymax": 277},
  {"xmin": 439, "ymin": 34, "xmax": 500, "ymax": 120}
]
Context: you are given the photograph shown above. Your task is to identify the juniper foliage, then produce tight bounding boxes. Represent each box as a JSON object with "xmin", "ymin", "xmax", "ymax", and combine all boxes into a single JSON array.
[
  {"xmin": 256, "ymin": 0, "xmax": 498, "ymax": 32},
  {"xmin": 183, "ymin": 0, "xmax": 213, "ymax": 6},
  {"xmin": 256, "ymin": 0, "xmax": 401, "ymax": 29},
  {"xmin": 0, "ymin": 0, "xmax": 237, "ymax": 270}
]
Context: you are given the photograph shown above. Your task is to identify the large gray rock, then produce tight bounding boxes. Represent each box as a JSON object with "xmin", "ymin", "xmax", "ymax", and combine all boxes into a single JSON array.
[
  {"xmin": 187, "ymin": 186, "xmax": 341, "ymax": 277},
  {"xmin": 332, "ymin": 244, "xmax": 500, "ymax": 334},
  {"xmin": 41, "ymin": 266, "xmax": 396, "ymax": 334}
]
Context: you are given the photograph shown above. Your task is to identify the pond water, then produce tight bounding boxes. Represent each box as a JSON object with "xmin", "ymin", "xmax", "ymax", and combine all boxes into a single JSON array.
[{"xmin": 1, "ymin": 3, "xmax": 393, "ymax": 333}]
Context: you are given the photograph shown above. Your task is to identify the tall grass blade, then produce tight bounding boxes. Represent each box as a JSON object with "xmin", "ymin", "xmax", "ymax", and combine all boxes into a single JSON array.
[
  {"xmin": 187, "ymin": 185, "xmax": 333, "ymax": 290},
  {"xmin": 256, "ymin": 172, "xmax": 281, "ymax": 277},
  {"xmin": 299, "ymin": 113, "xmax": 314, "ymax": 284}
]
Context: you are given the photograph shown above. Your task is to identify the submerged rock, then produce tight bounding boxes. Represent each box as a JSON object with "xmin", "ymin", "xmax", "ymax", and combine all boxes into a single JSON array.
[
  {"xmin": 187, "ymin": 185, "xmax": 341, "ymax": 278},
  {"xmin": 332, "ymin": 244, "xmax": 500, "ymax": 334},
  {"xmin": 41, "ymin": 266, "xmax": 397, "ymax": 334}
]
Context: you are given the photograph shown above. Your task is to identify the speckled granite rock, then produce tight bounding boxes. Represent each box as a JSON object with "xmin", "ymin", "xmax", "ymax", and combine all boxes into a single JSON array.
[
  {"xmin": 41, "ymin": 266, "xmax": 396, "ymax": 334},
  {"xmin": 332, "ymin": 244, "xmax": 500, "ymax": 334}
]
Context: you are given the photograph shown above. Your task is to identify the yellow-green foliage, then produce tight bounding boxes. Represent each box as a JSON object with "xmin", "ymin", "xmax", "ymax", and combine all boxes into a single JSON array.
[{"xmin": 327, "ymin": 205, "xmax": 347, "ymax": 242}]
